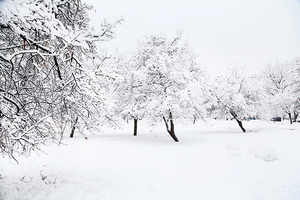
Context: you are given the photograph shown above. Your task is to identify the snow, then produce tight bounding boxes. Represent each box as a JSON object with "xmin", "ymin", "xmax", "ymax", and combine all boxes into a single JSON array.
[{"xmin": 1, "ymin": 120, "xmax": 300, "ymax": 200}]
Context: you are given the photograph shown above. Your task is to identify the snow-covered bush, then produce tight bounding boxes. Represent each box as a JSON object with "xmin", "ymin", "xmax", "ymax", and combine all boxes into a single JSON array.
[{"xmin": 248, "ymin": 144, "xmax": 279, "ymax": 162}]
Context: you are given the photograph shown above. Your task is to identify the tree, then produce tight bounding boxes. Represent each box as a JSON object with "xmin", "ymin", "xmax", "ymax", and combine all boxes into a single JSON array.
[
  {"xmin": 208, "ymin": 63, "xmax": 259, "ymax": 132},
  {"xmin": 110, "ymin": 53, "xmax": 144, "ymax": 136},
  {"xmin": 262, "ymin": 60, "xmax": 299, "ymax": 124},
  {"xmin": 115, "ymin": 33, "xmax": 207, "ymax": 142},
  {"xmin": 291, "ymin": 57, "xmax": 300, "ymax": 122},
  {"xmin": 0, "ymin": 0, "xmax": 122, "ymax": 160}
]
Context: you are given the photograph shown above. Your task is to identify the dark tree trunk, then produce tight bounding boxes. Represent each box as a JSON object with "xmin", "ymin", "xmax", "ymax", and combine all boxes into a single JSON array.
[
  {"xmin": 169, "ymin": 118, "xmax": 178, "ymax": 142},
  {"xmin": 288, "ymin": 113, "xmax": 293, "ymax": 124},
  {"xmin": 236, "ymin": 118, "xmax": 246, "ymax": 133},
  {"xmin": 293, "ymin": 112, "xmax": 298, "ymax": 123},
  {"xmin": 163, "ymin": 111, "xmax": 179, "ymax": 142},
  {"xmin": 54, "ymin": 56, "xmax": 62, "ymax": 80},
  {"xmin": 70, "ymin": 116, "xmax": 78, "ymax": 138},
  {"xmin": 133, "ymin": 118, "xmax": 138, "ymax": 136},
  {"xmin": 230, "ymin": 111, "xmax": 246, "ymax": 133}
]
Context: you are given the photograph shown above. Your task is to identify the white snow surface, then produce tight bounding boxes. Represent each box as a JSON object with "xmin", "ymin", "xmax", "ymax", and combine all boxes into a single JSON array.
[{"xmin": 1, "ymin": 120, "xmax": 300, "ymax": 200}]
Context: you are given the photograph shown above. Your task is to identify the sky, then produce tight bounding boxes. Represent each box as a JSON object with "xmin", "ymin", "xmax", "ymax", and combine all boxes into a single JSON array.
[
  {"xmin": 1, "ymin": 0, "xmax": 298, "ymax": 73},
  {"xmin": 83, "ymin": 0, "xmax": 300, "ymax": 74}
]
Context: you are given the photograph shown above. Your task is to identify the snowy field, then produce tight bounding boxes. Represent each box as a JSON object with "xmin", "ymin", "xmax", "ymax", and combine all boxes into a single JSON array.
[{"xmin": 1, "ymin": 120, "xmax": 300, "ymax": 200}]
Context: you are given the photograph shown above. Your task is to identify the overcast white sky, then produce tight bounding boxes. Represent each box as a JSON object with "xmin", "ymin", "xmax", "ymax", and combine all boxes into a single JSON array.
[{"xmin": 85, "ymin": 0, "xmax": 300, "ymax": 74}]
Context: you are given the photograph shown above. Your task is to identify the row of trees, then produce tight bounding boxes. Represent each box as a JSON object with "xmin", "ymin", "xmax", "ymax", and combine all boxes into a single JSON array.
[
  {"xmin": 110, "ymin": 35, "xmax": 300, "ymax": 141},
  {"xmin": 0, "ymin": 0, "xmax": 299, "ymax": 159}
]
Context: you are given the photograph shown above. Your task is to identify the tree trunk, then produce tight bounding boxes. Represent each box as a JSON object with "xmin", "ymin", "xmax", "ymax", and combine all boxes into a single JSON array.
[
  {"xmin": 293, "ymin": 112, "xmax": 298, "ymax": 123},
  {"xmin": 236, "ymin": 118, "xmax": 246, "ymax": 133},
  {"xmin": 288, "ymin": 113, "xmax": 293, "ymax": 124},
  {"xmin": 70, "ymin": 116, "xmax": 78, "ymax": 138},
  {"xmin": 133, "ymin": 118, "xmax": 138, "ymax": 136},
  {"xmin": 230, "ymin": 111, "xmax": 246, "ymax": 133},
  {"xmin": 163, "ymin": 111, "xmax": 179, "ymax": 142},
  {"xmin": 169, "ymin": 117, "xmax": 178, "ymax": 142},
  {"xmin": 54, "ymin": 56, "xmax": 62, "ymax": 80}
]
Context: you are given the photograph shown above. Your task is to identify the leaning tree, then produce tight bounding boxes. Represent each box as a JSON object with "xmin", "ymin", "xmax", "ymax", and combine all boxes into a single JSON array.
[{"xmin": 208, "ymin": 63, "xmax": 260, "ymax": 132}]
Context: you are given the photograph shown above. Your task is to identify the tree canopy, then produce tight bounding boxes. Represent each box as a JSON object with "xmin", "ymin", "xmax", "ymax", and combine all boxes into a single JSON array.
[
  {"xmin": 0, "ymin": 0, "xmax": 122, "ymax": 159},
  {"xmin": 113, "ymin": 33, "xmax": 208, "ymax": 141}
]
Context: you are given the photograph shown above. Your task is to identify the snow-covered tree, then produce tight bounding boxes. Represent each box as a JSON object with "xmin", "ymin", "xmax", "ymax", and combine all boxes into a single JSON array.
[
  {"xmin": 115, "ymin": 33, "xmax": 207, "ymax": 141},
  {"xmin": 208, "ymin": 63, "xmax": 259, "ymax": 132},
  {"xmin": 291, "ymin": 57, "xmax": 300, "ymax": 122},
  {"xmin": 262, "ymin": 60, "xmax": 299, "ymax": 124},
  {"xmin": 112, "ymin": 53, "xmax": 148, "ymax": 136},
  {"xmin": 0, "ymin": 0, "xmax": 122, "ymax": 159}
]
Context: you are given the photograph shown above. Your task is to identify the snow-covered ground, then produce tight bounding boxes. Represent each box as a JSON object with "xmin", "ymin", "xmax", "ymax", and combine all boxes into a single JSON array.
[{"xmin": 1, "ymin": 120, "xmax": 300, "ymax": 200}]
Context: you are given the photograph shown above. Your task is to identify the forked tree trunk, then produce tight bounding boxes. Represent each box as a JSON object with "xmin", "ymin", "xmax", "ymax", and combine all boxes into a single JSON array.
[
  {"xmin": 230, "ymin": 111, "xmax": 246, "ymax": 133},
  {"xmin": 133, "ymin": 118, "xmax": 138, "ymax": 136},
  {"xmin": 288, "ymin": 113, "xmax": 293, "ymax": 124},
  {"xmin": 163, "ymin": 111, "xmax": 179, "ymax": 142},
  {"xmin": 70, "ymin": 116, "xmax": 78, "ymax": 138}
]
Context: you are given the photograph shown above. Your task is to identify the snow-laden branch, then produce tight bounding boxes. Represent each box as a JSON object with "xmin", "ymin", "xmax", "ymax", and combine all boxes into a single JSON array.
[
  {"xmin": 14, "ymin": 114, "xmax": 52, "ymax": 141},
  {"xmin": 0, "ymin": 44, "xmax": 25, "ymax": 50},
  {"xmin": 20, "ymin": 35, "xmax": 52, "ymax": 53},
  {"xmin": 1, "ymin": 50, "xmax": 46, "ymax": 62},
  {"xmin": 1, "ymin": 94, "xmax": 20, "ymax": 114},
  {"xmin": 0, "ymin": 53, "xmax": 10, "ymax": 63}
]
